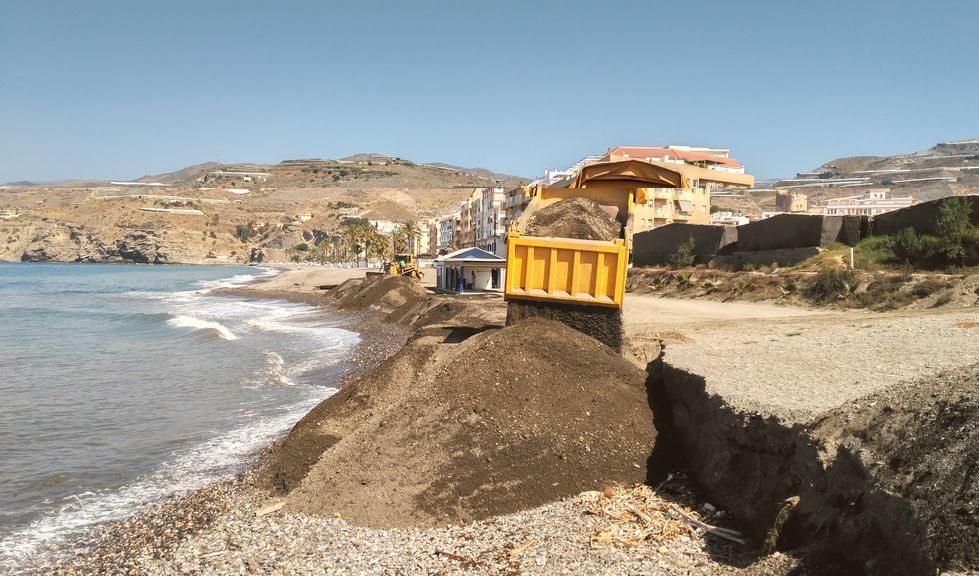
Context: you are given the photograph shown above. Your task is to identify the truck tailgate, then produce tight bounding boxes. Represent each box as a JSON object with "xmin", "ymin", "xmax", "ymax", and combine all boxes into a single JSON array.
[{"xmin": 504, "ymin": 234, "xmax": 627, "ymax": 308}]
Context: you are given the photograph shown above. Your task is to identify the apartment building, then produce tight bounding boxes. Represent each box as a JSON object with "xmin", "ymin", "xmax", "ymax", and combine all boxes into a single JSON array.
[
  {"xmin": 631, "ymin": 187, "xmax": 711, "ymax": 242},
  {"xmin": 504, "ymin": 186, "xmax": 532, "ymax": 225},
  {"xmin": 602, "ymin": 145, "xmax": 746, "ymax": 175},
  {"xmin": 710, "ymin": 211, "xmax": 750, "ymax": 226},
  {"xmin": 817, "ymin": 189, "xmax": 916, "ymax": 217},
  {"xmin": 775, "ymin": 190, "xmax": 809, "ymax": 213},
  {"xmin": 457, "ymin": 190, "xmax": 479, "ymax": 249},
  {"xmin": 476, "ymin": 187, "xmax": 507, "ymax": 257},
  {"xmin": 437, "ymin": 211, "xmax": 460, "ymax": 253}
]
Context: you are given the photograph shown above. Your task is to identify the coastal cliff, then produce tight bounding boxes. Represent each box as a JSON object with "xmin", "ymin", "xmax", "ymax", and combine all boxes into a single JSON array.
[
  {"xmin": 9, "ymin": 223, "xmax": 213, "ymax": 264},
  {"xmin": 17, "ymin": 225, "xmax": 172, "ymax": 263}
]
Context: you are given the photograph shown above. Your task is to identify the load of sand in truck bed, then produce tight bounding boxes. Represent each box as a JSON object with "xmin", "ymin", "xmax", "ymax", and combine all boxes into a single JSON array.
[
  {"xmin": 266, "ymin": 318, "xmax": 655, "ymax": 528},
  {"xmin": 525, "ymin": 197, "xmax": 621, "ymax": 241}
]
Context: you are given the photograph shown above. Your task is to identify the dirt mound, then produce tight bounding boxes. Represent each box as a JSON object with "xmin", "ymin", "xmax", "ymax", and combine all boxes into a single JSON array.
[
  {"xmin": 269, "ymin": 318, "xmax": 655, "ymax": 528},
  {"xmin": 507, "ymin": 299, "xmax": 623, "ymax": 351},
  {"xmin": 525, "ymin": 197, "xmax": 621, "ymax": 240},
  {"xmin": 809, "ymin": 363, "xmax": 979, "ymax": 573},
  {"xmin": 330, "ymin": 274, "xmax": 429, "ymax": 311}
]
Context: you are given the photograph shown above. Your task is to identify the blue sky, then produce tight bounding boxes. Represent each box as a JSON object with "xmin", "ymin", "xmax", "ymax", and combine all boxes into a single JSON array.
[{"xmin": 2, "ymin": 0, "xmax": 977, "ymax": 182}]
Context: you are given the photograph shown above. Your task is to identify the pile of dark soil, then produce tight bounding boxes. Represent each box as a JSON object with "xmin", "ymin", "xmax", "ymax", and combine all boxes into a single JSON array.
[
  {"xmin": 808, "ymin": 363, "xmax": 979, "ymax": 573},
  {"xmin": 329, "ymin": 274, "xmax": 429, "ymax": 311},
  {"xmin": 525, "ymin": 197, "xmax": 621, "ymax": 241},
  {"xmin": 507, "ymin": 299, "xmax": 623, "ymax": 351},
  {"xmin": 268, "ymin": 318, "xmax": 655, "ymax": 528}
]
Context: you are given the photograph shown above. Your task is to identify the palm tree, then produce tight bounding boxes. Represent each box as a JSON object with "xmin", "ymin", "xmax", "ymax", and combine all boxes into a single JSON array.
[
  {"xmin": 391, "ymin": 229, "xmax": 408, "ymax": 255},
  {"xmin": 340, "ymin": 218, "xmax": 368, "ymax": 265},
  {"xmin": 365, "ymin": 226, "xmax": 387, "ymax": 265},
  {"xmin": 400, "ymin": 221, "xmax": 421, "ymax": 255}
]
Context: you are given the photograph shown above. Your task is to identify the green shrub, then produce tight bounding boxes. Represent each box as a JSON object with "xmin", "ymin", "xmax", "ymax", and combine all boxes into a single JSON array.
[
  {"xmin": 669, "ymin": 236, "xmax": 696, "ymax": 269},
  {"xmin": 293, "ymin": 243, "xmax": 309, "ymax": 252},
  {"xmin": 804, "ymin": 266, "xmax": 857, "ymax": 303},
  {"xmin": 935, "ymin": 196, "xmax": 975, "ymax": 264},
  {"xmin": 779, "ymin": 277, "xmax": 797, "ymax": 295},
  {"xmin": 912, "ymin": 278, "xmax": 952, "ymax": 297},
  {"xmin": 931, "ymin": 291, "xmax": 953, "ymax": 308},
  {"xmin": 890, "ymin": 227, "xmax": 938, "ymax": 265},
  {"xmin": 732, "ymin": 278, "xmax": 751, "ymax": 296},
  {"xmin": 854, "ymin": 276, "xmax": 911, "ymax": 310}
]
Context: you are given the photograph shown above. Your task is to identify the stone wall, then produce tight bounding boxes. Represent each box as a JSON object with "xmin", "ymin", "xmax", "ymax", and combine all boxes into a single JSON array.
[
  {"xmin": 872, "ymin": 195, "xmax": 979, "ymax": 236},
  {"xmin": 632, "ymin": 223, "xmax": 736, "ymax": 267}
]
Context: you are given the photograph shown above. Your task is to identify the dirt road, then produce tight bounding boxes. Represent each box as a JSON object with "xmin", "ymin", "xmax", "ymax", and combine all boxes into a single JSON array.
[{"xmin": 623, "ymin": 294, "xmax": 827, "ymax": 329}]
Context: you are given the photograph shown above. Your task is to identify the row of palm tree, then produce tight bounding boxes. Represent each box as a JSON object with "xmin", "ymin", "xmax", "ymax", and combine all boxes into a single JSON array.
[{"xmin": 304, "ymin": 219, "xmax": 424, "ymax": 266}]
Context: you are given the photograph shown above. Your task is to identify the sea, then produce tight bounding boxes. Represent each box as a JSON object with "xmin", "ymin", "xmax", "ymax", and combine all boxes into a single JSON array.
[{"xmin": 0, "ymin": 263, "xmax": 359, "ymax": 568}]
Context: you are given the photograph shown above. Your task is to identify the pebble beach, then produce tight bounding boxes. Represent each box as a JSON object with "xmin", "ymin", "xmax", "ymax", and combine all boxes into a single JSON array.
[{"xmin": 18, "ymin": 269, "xmax": 800, "ymax": 576}]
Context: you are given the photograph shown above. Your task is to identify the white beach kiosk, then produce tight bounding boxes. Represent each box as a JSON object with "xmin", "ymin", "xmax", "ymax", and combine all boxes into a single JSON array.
[{"xmin": 434, "ymin": 247, "xmax": 506, "ymax": 293}]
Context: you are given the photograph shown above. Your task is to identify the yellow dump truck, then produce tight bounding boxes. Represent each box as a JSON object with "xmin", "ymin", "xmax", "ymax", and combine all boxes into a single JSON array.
[{"xmin": 504, "ymin": 159, "xmax": 694, "ymax": 350}]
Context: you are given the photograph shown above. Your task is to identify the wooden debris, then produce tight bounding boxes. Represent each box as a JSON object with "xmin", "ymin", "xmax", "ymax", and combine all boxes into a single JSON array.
[
  {"xmin": 764, "ymin": 495, "xmax": 800, "ymax": 553},
  {"xmin": 508, "ymin": 538, "xmax": 535, "ymax": 561},
  {"xmin": 578, "ymin": 484, "xmax": 747, "ymax": 549},
  {"xmin": 254, "ymin": 501, "xmax": 285, "ymax": 517},
  {"xmin": 435, "ymin": 549, "xmax": 482, "ymax": 568}
]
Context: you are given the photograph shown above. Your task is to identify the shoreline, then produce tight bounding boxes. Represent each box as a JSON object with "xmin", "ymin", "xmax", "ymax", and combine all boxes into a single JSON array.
[
  {"xmin": 19, "ymin": 269, "xmax": 783, "ymax": 575},
  {"xmin": 27, "ymin": 265, "xmax": 962, "ymax": 574},
  {"xmin": 7, "ymin": 271, "xmax": 412, "ymax": 575}
]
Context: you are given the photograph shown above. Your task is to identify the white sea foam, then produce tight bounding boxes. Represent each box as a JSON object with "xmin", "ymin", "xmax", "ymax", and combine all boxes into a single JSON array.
[
  {"xmin": 0, "ymin": 267, "xmax": 356, "ymax": 571},
  {"xmin": 166, "ymin": 315, "xmax": 238, "ymax": 340},
  {"xmin": 263, "ymin": 351, "xmax": 295, "ymax": 386},
  {"xmin": 0, "ymin": 384, "xmax": 339, "ymax": 566},
  {"xmin": 195, "ymin": 267, "xmax": 279, "ymax": 292}
]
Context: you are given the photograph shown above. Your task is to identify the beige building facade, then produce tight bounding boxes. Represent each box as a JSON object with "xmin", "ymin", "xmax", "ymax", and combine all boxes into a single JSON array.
[{"xmin": 630, "ymin": 187, "xmax": 711, "ymax": 244}]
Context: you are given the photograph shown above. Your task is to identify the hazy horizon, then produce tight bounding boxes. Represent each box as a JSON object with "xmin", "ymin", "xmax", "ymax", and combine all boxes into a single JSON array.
[{"xmin": 2, "ymin": 0, "xmax": 978, "ymax": 183}]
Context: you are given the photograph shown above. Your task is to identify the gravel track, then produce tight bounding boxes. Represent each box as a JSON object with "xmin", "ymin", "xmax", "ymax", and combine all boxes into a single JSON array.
[{"xmin": 663, "ymin": 307, "xmax": 979, "ymax": 423}]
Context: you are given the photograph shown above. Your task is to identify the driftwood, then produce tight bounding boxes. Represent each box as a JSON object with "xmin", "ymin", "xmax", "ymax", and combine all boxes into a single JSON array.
[
  {"xmin": 669, "ymin": 505, "xmax": 747, "ymax": 545},
  {"xmin": 254, "ymin": 501, "xmax": 285, "ymax": 517}
]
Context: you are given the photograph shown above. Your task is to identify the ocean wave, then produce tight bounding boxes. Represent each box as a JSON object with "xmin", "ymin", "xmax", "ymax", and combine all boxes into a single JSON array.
[
  {"xmin": 195, "ymin": 267, "xmax": 279, "ymax": 292},
  {"xmin": 0, "ymin": 383, "xmax": 339, "ymax": 568},
  {"xmin": 166, "ymin": 316, "xmax": 238, "ymax": 341},
  {"xmin": 263, "ymin": 351, "xmax": 295, "ymax": 386}
]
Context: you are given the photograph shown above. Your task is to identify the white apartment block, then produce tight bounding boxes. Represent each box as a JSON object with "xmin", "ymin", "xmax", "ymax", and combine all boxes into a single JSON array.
[
  {"xmin": 476, "ymin": 187, "xmax": 507, "ymax": 257},
  {"xmin": 710, "ymin": 211, "xmax": 750, "ymax": 226},
  {"xmin": 817, "ymin": 189, "xmax": 916, "ymax": 217},
  {"xmin": 437, "ymin": 211, "xmax": 459, "ymax": 251},
  {"xmin": 368, "ymin": 219, "xmax": 400, "ymax": 235}
]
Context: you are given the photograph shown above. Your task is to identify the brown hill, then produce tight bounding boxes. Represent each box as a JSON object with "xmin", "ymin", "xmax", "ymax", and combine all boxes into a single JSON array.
[
  {"xmin": 716, "ymin": 139, "xmax": 979, "ymax": 217},
  {"xmin": 0, "ymin": 155, "xmax": 527, "ymax": 264}
]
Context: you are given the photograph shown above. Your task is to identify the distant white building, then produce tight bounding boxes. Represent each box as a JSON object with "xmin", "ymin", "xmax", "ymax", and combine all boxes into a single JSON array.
[
  {"xmin": 437, "ymin": 211, "xmax": 460, "ymax": 252},
  {"xmin": 816, "ymin": 189, "xmax": 916, "ymax": 217},
  {"xmin": 710, "ymin": 211, "xmax": 749, "ymax": 226},
  {"xmin": 369, "ymin": 219, "xmax": 400, "ymax": 235},
  {"xmin": 541, "ymin": 155, "xmax": 602, "ymax": 186},
  {"xmin": 476, "ymin": 187, "xmax": 507, "ymax": 257}
]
